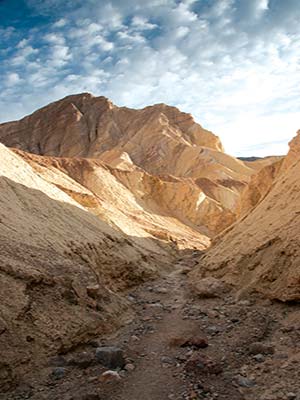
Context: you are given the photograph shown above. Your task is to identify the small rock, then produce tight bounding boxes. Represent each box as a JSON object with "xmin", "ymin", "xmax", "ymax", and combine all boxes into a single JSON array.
[
  {"xmin": 191, "ymin": 277, "xmax": 227, "ymax": 298},
  {"xmin": 237, "ymin": 300, "xmax": 252, "ymax": 307},
  {"xmin": 176, "ymin": 354, "xmax": 188, "ymax": 362},
  {"xmin": 124, "ymin": 363, "xmax": 135, "ymax": 371},
  {"xmin": 253, "ymin": 354, "xmax": 265, "ymax": 363},
  {"xmin": 154, "ymin": 287, "xmax": 168, "ymax": 294},
  {"xmin": 95, "ymin": 347, "xmax": 125, "ymax": 369},
  {"xmin": 99, "ymin": 370, "xmax": 121, "ymax": 383},
  {"xmin": 286, "ymin": 393, "xmax": 297, "ymax": 400},
  {"xmin": 87, "ymin": 376, "xmax": 99, "ymax": 383},
  {"xmin": 206, "ymin": 326, "xmax": 221, "ymax": 335},
  {"xmin": 236, "ymin": 375, "xmax": 256, "ymax": 388},
  {"xmin": 131, "ymin": 335, "xmax": 140, "ymax": 342},
  {"xmin": 119, "ymin": 370, "xmax": 126, "ymax": 378},
  {"xmin": 169, "ymin": 336, "xmax": 208, "ymax": 349},
  {"xmin": 161, "ymin": 356, "xmax": 174, "ymax": 365},
  {"xmin": 86, "ymin": 285, "xmax": 100, "ymax": 299},
  {"xmin": 68, "ymin": 351, "xmax": 94, "ymax": 368},
  {"xmin": 187, "ymin": 337, "xmax": 209, "ymax": 349},
  {"xmin": 248, "ymin": 342, "xmax": 275, "ymax": 355},
  {"xmin": 185, "ymin": 354, "xmax": 222, "ymax": 375},
  {"xmin": 50, "ymin": 367, "xmax": 65, "ymax": 380}
]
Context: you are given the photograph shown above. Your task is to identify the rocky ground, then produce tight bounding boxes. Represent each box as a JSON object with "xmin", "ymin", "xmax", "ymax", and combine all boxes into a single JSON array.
[{"xmin": 3, "ymin": 255, "xmax": 300, "ymax": 400}]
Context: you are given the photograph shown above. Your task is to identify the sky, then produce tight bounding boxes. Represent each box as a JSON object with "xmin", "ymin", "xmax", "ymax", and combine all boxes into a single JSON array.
[{"xmin": 0, "ymin": 0, "xmax": 299, "ymax": 156}]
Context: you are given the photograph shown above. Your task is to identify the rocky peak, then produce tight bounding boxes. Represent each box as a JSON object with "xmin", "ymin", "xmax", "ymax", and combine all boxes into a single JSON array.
[{"xmin": 282, "ymin": 129, "xmax": 300, "ymax": 170}]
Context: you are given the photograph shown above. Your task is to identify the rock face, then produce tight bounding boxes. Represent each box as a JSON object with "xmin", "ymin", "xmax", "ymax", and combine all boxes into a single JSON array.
[
  {"xmin": 0, "ymin": 93, "xmax": 254, "ymax": 241},
  {"xmin": 15, "ymin": 149, "xmax": 211, "ymax": 248},
  {"xmin": 0, "ymin": 93, "xmax": 224, "ymax": 159},
  {"xmin": 0, "ymin": 143, "xmax": 173, "ymax": 390},
  {"xmin": 2, "ymin": 93, "xmax": 296, "ymax": 391},
  {"xmin": 282, "ymin": 129, "xmax": 300, "ymax": 170},
  {"xmin": 237, "ymin": 158, "xmax": 283, "ymax": 217},
  {"xmin": 191, "ymin": 131, "xmax": 300, "ymax": 301}
]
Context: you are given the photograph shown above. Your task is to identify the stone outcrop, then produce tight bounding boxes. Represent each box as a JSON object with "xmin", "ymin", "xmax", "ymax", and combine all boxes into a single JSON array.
[
  {"xmin": 237, "ymin": 158, "xmax": 283, "ymax": 217},
  {"xmin": 0, "ymin": 93, "xmax": 255, "ymax": 242},
  {"xmin": 190, "ymin": 131, "xmax": 300, "ymax": 301},
  {"xmin": 0, "ymin": 93, "xmax": 224, "ymax": 159},
  {"xmin": 15, "ymin": 149, "xmax": 211, "ymax": 249},
  {"xmin": 282, "ymin": 129, "xmax": 300, "ymax": 170}
]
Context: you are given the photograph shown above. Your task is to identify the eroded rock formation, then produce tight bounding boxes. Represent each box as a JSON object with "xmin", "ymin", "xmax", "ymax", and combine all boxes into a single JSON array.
[
  {"xmin": 0, "ymin": 144, "xmax": 173, "ymax": 389},
  {"xmin": 0, "ymin": 93, "xmax": 254, "ymax": 242},
  {"xmin": 191, "ymin": 131, "xmax": 300, "ymax": 301}
]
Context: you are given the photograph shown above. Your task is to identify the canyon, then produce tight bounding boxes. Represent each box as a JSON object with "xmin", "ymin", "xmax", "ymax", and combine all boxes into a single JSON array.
[{"xmin": 0, "ymin": 94, "xmax": 299, "ymax": 400}]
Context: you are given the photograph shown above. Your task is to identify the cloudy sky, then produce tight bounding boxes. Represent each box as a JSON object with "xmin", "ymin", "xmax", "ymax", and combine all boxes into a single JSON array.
[{"xmin": 0, "ymin": 0, "xmax": 299, "ymax": 156}]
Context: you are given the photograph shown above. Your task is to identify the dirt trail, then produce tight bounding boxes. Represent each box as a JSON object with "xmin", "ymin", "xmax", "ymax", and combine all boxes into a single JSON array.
[
  {"xmin": 101, "ymin": 266, "xmax": 196, "ymax": 400},
  {"xmin": 5, "ymin": 260, "xmax": 300, "ymax": 400}
]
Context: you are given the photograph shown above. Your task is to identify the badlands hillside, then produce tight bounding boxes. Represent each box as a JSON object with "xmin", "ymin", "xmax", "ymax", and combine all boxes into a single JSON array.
[
  {"xmin": 0, "ymin": 94, "xmax": 299, "ymax": 400},
  {"xmin": 191, "ymin": 131, "xmax": 300, "ymax": 301},
  {"xmin": 0, "ymin": 93, "xmax": 256, "ymax": 241},
  {"xmin": 0, "ymin": 143, "xmax": 178, "ymax": 390}
]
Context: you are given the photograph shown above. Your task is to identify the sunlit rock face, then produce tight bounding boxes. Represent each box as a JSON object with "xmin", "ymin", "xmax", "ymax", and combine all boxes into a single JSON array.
[
  {"xmin": 0, "ymin": 92, "xmax": 255, "ymax": 242},
  {"xmin": 191, "ymin": 130, "xmax": 300, "ymax": 301}
]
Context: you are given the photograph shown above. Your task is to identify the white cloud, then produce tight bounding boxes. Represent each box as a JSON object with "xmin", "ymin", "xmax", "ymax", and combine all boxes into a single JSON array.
[
  {"xmin": 44, "ymin": 33, "xmax": 66, "ymax": 45},
  {"xmin": 17, "ymin": 39, "xmax": 30, "ymax": 48},
  {"xmin": 10, "ymin": 45, "xmax": 39, "ymax": 66},
  {"xmin": 175, "ymin": 26, "xmax": 190, "ymax": 39},
  {"xmin": 131, "ymin": 16, "xmax": 157, "ymax": 30},
  {"xmin": 1, "ymin": 0, "xmax": 300, "ymax": 156},
  {"xmin": 6, "ymin": 73, "xmax": 22, "ymax": 86},
  {"xmin": 48, "ymin": 45, "xmax": 72, "ymax": 67},
  {"xmin": 53, "ymin": 18, "xmax": 68, "ymax": 28}
]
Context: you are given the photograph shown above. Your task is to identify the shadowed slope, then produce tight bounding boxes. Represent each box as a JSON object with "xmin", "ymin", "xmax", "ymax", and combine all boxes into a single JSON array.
[
  {"xmin": 0, "ymin": 144, "xmax": 173, "ymax": 390},
  {"xmin": 191, "ymin": 131, "xmax": 300, "ymax": 301}
]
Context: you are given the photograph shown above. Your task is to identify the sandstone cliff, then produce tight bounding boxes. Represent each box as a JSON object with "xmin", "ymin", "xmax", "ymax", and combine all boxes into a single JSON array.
[
  {"xmin": 0, "ymin": 93, "xmax": 255, "ymax": 241},
  {"xmin": 190, "ymin": 131, "xmax": 300, "ymax": 301},
  {"xmin": 237, "ymin": 158, "xmax": 283, "ymax": 217},
  {"xmin": 15, "ymin": 149, "xmax": 211, "ymax": 248},
  {"xmin": 0, "ymin": 93, "xmax": 224, "ymax": 158}
]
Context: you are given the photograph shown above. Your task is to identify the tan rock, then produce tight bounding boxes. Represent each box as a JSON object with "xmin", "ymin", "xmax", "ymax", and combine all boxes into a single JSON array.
[
  {"xmin": 0, "ymin": 144, "xmax": 171, "ymax": 389},
  {"xmin": 0, "ymin": 93, "xmax": 256, "ymax": 243},
  {"xmin": 237, "ymin": 159, "xmax": 283, "ymax": 217},
  {"xmin": 191, "ymin": 130, "xmax": 300, "ymax": 301},
  {"xmin": 99, "ymin": 370, "xmax": 121, "ymax": 383},
  {"xmin": 190, "ymin": 277, "xmax": 228, "ymax": 298}
]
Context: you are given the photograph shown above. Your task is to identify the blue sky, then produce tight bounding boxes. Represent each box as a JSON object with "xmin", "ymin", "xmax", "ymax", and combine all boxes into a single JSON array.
[{"xmin": 0, "ymin": 0, "xmax": 299, "ymax": 156}]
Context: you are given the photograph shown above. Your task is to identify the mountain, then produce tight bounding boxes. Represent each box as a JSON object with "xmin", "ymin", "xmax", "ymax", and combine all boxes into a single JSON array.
[
  {"xmin": 190, "ymin": 130, "xmax": 300, "ymax": 301},
  {"xmin": 238, "ymin": 155, "xmax": 284, "ymax": 171},
  {"xmin": 0, "ymin": 93, "xmax": 254, "ymax": 242},
  {"xmin": 0, "ymin": 93, "xmax": 299, "ymax": 396}
]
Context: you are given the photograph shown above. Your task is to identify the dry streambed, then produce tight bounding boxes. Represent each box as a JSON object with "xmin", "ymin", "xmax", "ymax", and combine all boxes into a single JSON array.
[{"xmin": 3, "ymin": 264, "xmax": 300, "ymax": 400}]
